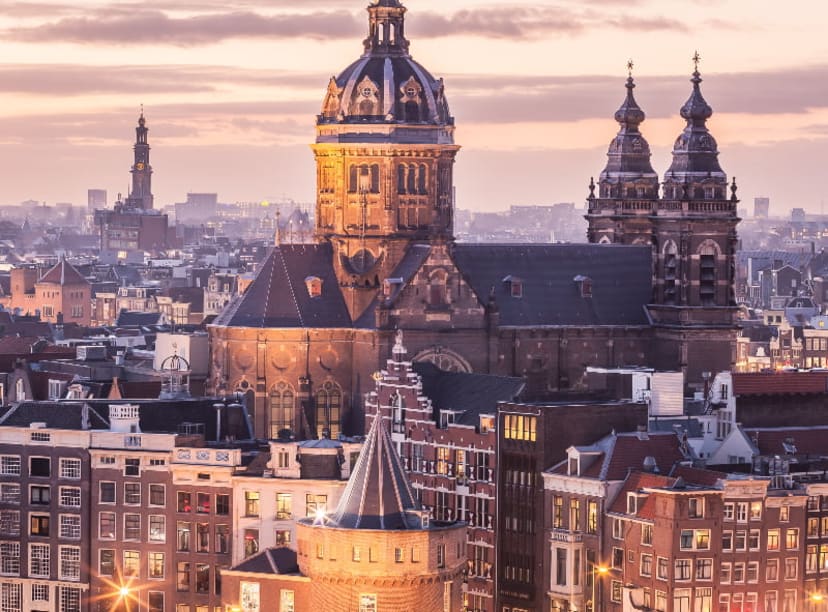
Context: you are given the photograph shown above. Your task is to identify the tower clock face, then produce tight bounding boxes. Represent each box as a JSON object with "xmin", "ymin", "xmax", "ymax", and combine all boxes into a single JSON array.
[{"xmin": 135, "ymin": 162, "xmax": 145, "ymax": 171}]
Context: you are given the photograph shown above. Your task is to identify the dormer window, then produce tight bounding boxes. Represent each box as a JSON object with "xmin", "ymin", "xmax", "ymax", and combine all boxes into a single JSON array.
[
  {"xmin": 502, "ymin": 276, "xmax": 523, "ymax": 298},
  {"xmin": 383, "ymin": 277, "xmax": 403, "ymax": 298},
  {"xmin": 574, "ymin": 275, "xmax": 593, "ymax": 298},
  {"xmin": 305, "ymin": 276, "xmax": 323, "ymax": 299},
  {"xmin": 568, "ymin": 456, "xmax": 579, "ymax": 476},
  {"xmin": 627, "ymin": 493, "xmax": 640, "ymax": 515}
]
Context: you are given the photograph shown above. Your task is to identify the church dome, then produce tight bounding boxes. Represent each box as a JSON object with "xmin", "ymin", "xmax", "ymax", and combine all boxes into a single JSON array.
[{"xmin": 318, "ymin": 0, "xmax": 452, "ymax": 127}]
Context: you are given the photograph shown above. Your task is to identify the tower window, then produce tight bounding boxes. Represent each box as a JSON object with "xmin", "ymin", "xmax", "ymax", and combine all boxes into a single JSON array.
[
  {"xmin": 270, "ymin": 382, "xmax": 295, "ymax": 440},
  {"xmin": 417, "ymin": 164, "xmax": 427, "ymax": 195},
  {"xmin": 429, "ymin": 269, "xmax": 448, "ymax": 307},
  {"xmin": 397, "ymin": 165, "xmax": 407, "ymax": 194},
  {"xmin": 407, "ymin": 164, "xmax": 417, "ymax": 194}
]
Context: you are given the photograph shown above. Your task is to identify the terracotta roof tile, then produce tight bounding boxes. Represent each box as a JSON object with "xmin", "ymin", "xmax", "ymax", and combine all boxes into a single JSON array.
[
  {"xmin": 37, "ymin": 258, "xmax": 89, "ymax": 286},
  {"xmin": 745, "ymin": 426, "xmax": 828, "ymax": 456},
  {"xmin": 608, "ymin": 471, "xmax": 677, "ymax": 516},
  {"xmin": 733, "ymin": 372, "xmax": 828, "ymax": 396}
]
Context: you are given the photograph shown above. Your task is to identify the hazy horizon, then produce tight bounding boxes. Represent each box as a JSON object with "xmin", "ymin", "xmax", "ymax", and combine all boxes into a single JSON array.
[{"xmin": 1, "ymin": 0, "xmax": 827, "ymax": 215}]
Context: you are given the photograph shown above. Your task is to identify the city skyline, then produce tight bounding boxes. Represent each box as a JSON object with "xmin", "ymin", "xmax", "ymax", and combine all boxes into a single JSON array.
[{"xmin": 1, "ymin": 0, "xmax": 827, "ymax": 213}]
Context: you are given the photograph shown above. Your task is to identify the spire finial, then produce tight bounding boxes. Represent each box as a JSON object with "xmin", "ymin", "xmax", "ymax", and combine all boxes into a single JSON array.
[
  {"xmin": 692, "ymin": 51, "xmax": 701, "ymax": 74},
  {"xmin": 140, "ymin": 103, "xmax": 144, "ymax": 118},
  {"xmin": 627, "ymin": 59, "xmax": 634, "ymax": 78}
]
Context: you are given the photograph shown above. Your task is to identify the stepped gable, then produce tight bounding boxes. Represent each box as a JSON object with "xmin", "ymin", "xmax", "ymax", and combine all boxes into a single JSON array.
[
  {"xmin": 215, "ymin": 244, "xmax": 351, "ymax": 329},
  {"xmin": 330, "ymin": 410, "xmax": 419, "ymax": 530},
  {"xmin": 453, "ymin": 243, "xmax": 653, "ymax": 326}
]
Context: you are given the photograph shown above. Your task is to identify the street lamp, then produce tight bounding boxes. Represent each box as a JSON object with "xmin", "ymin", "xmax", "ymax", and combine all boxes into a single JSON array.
[
  {"xmin": 812, "ymin": 593, "xmax": 826, "ymax": 604},
  {"xmin": 590, "ymin": 564, "xmax": 609, "ymax": 612}
]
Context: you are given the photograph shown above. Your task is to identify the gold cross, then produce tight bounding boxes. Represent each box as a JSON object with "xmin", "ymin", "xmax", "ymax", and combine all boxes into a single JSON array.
[
  {"xmin": 693, "ymin": 51, "xmax": 701, "ymax": 71},
  {"xmin": 627, "ymin": 59, "xmax": 634, "ymax": 77}
]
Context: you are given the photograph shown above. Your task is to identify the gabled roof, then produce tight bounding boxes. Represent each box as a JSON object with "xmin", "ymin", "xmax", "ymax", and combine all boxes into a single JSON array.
[
  {"xmin": 331, "ymin": 413, "xmax": 419, "ymax": 530},
  {"xmin": 229, "ymin": 547, "xmax": 299, "ymax": 575},
  {"xmin": 608, "ymin": 471, "xmax": 677, "ymax": 517},
  {"xmin": 452, "ymin": 243, "xmax": 652, "ymax": 326},
  {"xmin": 37, "ymin": 258, "xmax": 89, "ymax": 286},
  {"xmin": 552, "ymin": 431, "xmax": 688, "ymax": 482},
  {"xmin": 214, "ymin": 245, "xmax": 351, "ymax": 329},
  {"xmin": 355, "ymin": 243, "xmax": 432, "ymax": 328},
  {"xmin": 413, "ymin": 361, "xmax": 524, "ymax": 425}
]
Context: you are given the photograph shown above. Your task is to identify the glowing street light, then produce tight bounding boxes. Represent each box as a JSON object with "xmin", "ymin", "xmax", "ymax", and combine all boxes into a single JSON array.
[
  {"xmin": 812, "ymin": 593, "xmax": 826, "ymax": 604},
  {"xmin": 590, "ymin": 564, "xmax": 610, "ymax": 612},
  {"xmin": 119, "ymin": 586, "xmax": 130, "ymax": 598}
]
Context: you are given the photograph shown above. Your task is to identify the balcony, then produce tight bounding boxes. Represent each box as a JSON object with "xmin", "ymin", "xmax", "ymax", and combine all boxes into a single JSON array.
[{"xmin": 549, "ymin": 528, "xmax": 583, "ymax": 544}]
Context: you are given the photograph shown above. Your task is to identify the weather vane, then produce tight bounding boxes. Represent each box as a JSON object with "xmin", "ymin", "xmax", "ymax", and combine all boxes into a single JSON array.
[
  {"xmin": 627, "ymin": 59, "xmax": 634, "ymax": 77},
  {"xmin": 692, "ymin": 51, "xmax": 701, "ymax": 72}
]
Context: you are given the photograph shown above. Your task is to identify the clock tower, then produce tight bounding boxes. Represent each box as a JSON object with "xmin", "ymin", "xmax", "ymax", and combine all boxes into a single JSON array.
[{"xmin": 126, "ymin": 110, "xmax": 154, "ymax": 210}]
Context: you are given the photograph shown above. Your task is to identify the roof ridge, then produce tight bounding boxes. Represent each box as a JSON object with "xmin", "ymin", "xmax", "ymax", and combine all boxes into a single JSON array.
[{"xmin": 277, "ymin": 248, "xmax": 303, "ymax": 327}]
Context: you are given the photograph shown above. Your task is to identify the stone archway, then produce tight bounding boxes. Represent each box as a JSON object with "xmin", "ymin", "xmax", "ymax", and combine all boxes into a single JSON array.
[{"xmin": 413, "ymin": 347, "xmax": 472, "ymax": 373}]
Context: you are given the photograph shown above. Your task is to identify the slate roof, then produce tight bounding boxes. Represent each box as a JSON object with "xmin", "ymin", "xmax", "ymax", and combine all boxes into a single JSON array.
[
  {"xmin": 733, "ymin": 372, "xmax": 828, "ymax": 396},
  {"xmin": 229, "ymin": 547, "xmax": 299, "ymax": 575},
  {"xmin": 0, "ymin": 402, "xmax": 109, "ymax": 430},
  {"xmin": 413, "ymin": 362, "xmax": 524, "ymax": 425},
  {"xmin": 452, "ymin": 244, "xmax": 652, "ymax": 326},
  {"xmin": 116, "ymin": 311, "xmax": 165, "ymax": 327},
  {"xmin": 331, "ymin": 413, "xmax": 419, "ymax": 530},
  {"xmin": 214, "ymin": 245, "xmax": 351, "ymax": 329},
  {"xmin": 355, "ymin": 243, "xmax": 431, "ymax": 328},
  {"xmin": 0, "ymin": 398, "xmax": 253, "ymax": 440},
  {"xmin": 38, "ymin": 258, "xmax": 89, "ymax": 286},
  {"xmin": 670, "ymin": 465, "xmax": 728, "ymax": 487}
]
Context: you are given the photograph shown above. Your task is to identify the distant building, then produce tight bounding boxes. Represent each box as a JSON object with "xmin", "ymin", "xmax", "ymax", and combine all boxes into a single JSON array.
[
  {"xmin": 4, "ymin": 258, "xmax": 91, "ymax": 326},
  {"xmin": 754, "ymin": 197, "xmax": 770, "ymax": 218},
  {"xmin": 88, "ymin": 189, "xmax": 107, "ymax": 211},
  {"xmin": 95, "ymin": 113, "xmax": 177, "ymax": 259},
  {"xmin": 176, "ymin": 193, "xmax": 218, "ymax": 224}
]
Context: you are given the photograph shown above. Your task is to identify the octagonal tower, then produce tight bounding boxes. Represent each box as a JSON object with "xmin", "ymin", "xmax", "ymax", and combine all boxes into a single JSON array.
[{"xmin": 313, "ymin": 0, "xmax": 460, "ymax": 321}]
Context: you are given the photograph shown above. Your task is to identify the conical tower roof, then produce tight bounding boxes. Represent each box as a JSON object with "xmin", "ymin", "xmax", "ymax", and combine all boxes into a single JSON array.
[
  {"xmin": 330, "ymin": 409, "xmax": 420, "ymax": 530},
  {"xmin": 599, "ymin": 69, "xmax": 657, "ymax": 182},
  {"xmin": 664, "ymin": 55, "xmax": 726, "ymax": 184}
]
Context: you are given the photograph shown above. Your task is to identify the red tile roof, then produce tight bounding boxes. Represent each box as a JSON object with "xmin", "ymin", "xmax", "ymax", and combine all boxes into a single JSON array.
[
  {"xmin": 37, "ymin": 258, "xmax": 88, "ymax": 286},
  {"xmin": 670, "ymin": 465, "xmax": 728, "ymax": 488},
  {"xmin": 600, "ymin": 432, "xmax": 688, "ymax": 481},
  {"xmin": 732, "ymin": 372, "xmax": 828, "ymax": 396},
  {"xmin": 608, "ymin": 471, "xmax": 677, "ymax": 516},
  {"xmin": 745, "ymin": 427, "xmax": 828, "ymax": 456}
]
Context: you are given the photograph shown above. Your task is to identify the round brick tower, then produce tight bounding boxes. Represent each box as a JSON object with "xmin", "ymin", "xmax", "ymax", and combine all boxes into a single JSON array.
[{"xmin": 296, "ymin": 369, "xmax": 466, "ymax": 611}]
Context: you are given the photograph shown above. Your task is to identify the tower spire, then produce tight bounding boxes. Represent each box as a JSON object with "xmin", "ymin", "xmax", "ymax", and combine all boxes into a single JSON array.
[
  {"xmin": 663, "ymin": 52, "xmax": 725, "ymax": 200},
  {"xmin": 594, "ymin": 62, "xmax": 657, "ymax": 199}
]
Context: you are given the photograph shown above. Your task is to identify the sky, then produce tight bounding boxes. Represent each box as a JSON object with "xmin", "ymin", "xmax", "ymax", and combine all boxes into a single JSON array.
[{"xmin": 1, "ymin": 0, "xmax": 828, "ymax": 215}]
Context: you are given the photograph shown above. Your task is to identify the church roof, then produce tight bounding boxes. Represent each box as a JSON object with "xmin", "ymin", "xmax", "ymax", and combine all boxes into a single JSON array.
[
  {"xmin": 38, "ymin": 258, "xmax": 89, "ymax": 286},
  {"xmin": 213, "ymin": 244, "xmax": 351, "ymax": 329},
  {"xmin": 453, "ymin": 243, "xmax": 653, "ymax": 327},
  {"xmin": 330, "ymin": 410, "xmax": 420, "ymax": 530}
]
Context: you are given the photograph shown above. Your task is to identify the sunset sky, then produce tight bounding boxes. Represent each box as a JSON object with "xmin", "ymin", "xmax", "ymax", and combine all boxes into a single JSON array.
[{"xmin": 1, "ymin": 0, "xmax": 827, "ymax": 214}]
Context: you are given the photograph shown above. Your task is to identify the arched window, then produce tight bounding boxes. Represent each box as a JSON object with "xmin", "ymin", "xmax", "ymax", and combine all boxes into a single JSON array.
[
  {"xmin": 663, "ymin": 241, "xmax": 679, "ymax": 304},
  {"xmin": 398, "ymin": 165, "xmax": 407, "ymax": 194},
  {"xmin": 269, "ymin": 382, "xmax": 295, "ymax": 439},
  {"xmin": 315, "ymin": 381, "xmax": 342, "ymax": 440},
  {"xmin": 429, "ymin": 269, "xmax": 448, "ymax": 307},
  {"xmin": 418, "ymin": 164, "xmax": 427, "ymax": 194},
  {"xmin": 348, "ymin": 165, "xmax": 358, "ymax": 193},
  {"xmin": 407, "ymin": 164, "xmax": 417, "ymax": 194},
  {"xmin": 370, "ymin": 164, "xmax": 380, "ymax": 193},
  {"xmin": 15, "ymin": 378, "xmax": 24, "ymax": 401},
  {"xmin": 698, "ymin": 242, "xmax": 719, "ymax": 306}
]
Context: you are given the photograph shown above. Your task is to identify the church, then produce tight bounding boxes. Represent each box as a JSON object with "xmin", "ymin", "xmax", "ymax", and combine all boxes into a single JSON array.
[{"xmin": 208, "ymin": 0, "xmax": 739, "ymax": 440}]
